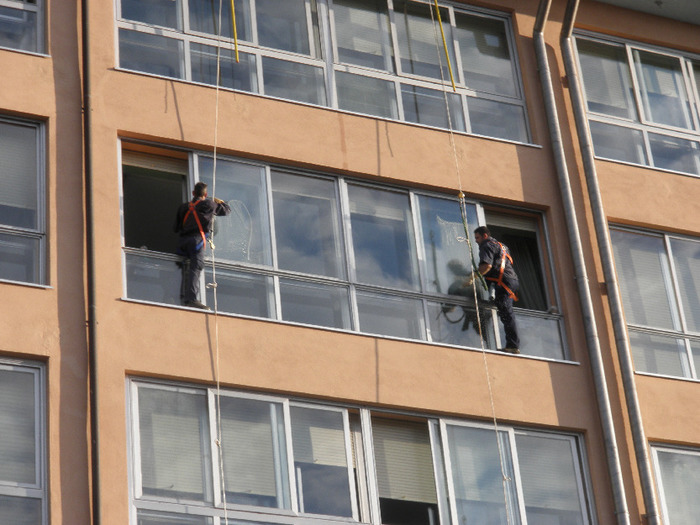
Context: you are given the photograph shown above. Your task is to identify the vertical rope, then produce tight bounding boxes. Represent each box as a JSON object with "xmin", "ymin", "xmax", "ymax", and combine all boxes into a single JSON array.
[{"xmin": 429, "ymin": 4, "xmax": 514, "ymax": 524}]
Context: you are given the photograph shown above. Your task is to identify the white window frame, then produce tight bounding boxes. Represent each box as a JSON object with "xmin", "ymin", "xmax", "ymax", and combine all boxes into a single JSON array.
[
  {"xmin": 650, "ymin": 444, "xmax": 700, "ymax": 525},
  {"xmin": 128, "ymin": 378, "xmax": 597, "ymax": 525},
  {"xmin": 574, "ymin": 32, "xmax": 700, "ymax": 177},
  {"xmin": 0, "ymin": 359, "xmax": 47, "ymax": 525},
  {"xmin": 0, "ymin": 116, "xmax": 46, "ymax": 286},
  {"xmin": 611, "ymin": 226, "xmax": 700, "ymax": 380},
  {"xmin": 114, "ymin": 0, "xmax": 530, "ymax": 143}
]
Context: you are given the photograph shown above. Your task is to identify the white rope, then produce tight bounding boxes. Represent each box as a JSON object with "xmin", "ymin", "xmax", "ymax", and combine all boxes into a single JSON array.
[
  {"xmin": 208, "ymin": 0, "xmax": 231, "ymax": 521},
  {"xmin": 428, "ymin": 4, "xmax": 513, "ymax": 524}
]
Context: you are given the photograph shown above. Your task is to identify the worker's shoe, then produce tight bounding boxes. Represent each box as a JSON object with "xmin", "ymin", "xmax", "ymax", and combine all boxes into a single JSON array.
[
  {"xmin": 184, "ymin": 300, "xmax": 211, "ymax": 311},
  {"xmin": 500, "ymin": 347, "xmax": 520, "ymax": 355}
]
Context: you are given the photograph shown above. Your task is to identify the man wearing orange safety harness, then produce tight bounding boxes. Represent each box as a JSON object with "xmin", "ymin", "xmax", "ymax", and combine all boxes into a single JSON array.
[
  {"xmin": 174, "ymin": 182, "xmax": 231, "ymax": 310},
  {"xmin": 473, "ymin": 226, "xmax": 520, "ymax": 354}
]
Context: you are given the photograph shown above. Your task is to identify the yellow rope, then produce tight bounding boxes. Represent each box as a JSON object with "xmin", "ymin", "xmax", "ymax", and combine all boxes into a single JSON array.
[
  {"xmin": 432, "ymin": 0, "xmax": 456, "ymax": 92},
  {"xmin": 230, "ymin": 0, "xmax": 239, "ymax": 63}
]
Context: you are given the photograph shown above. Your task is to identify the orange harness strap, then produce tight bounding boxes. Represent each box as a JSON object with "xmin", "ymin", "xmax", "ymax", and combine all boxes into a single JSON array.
[
  {"xmin": 182, "ymin": 201, "xmax": 207, "ymax": 248},
  {"xmin": 485, "ymin": 241, "xmax": 518, "ymax": 301}
]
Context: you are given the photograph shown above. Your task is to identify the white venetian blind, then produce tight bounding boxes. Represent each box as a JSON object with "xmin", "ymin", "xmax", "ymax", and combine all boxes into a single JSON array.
[
  {"xmin": 291, "ymin": 406, "xmax": 348, "ymax": 467},
  {"xmin": 221, "ymin": 397, "xmax": 285, "ymax": 500},
  {"xmin": 0, "ymin": 368, "xmax": 37, "ymax": 485},
  {"xmin": 0, "ymin": 121, "xmax": 38, "ymax": 229},
  {"xmin": 122, "ymin": 150, "xmax": 188, "ymax": 174},
  {"xmin": 138, "ymin": 387, "xmax": 208, "ymax": 499},
  {"xmin": 611, "ymin": 229, "xmax": 678, "ymax": 330},
  {"xmin": 670, "ymin": 238, "xmax": 700, "ymax": 333},
  {"xmin": 515, "ymin": 434, "xmax": 584, "ymax": 515},
  {"xmin": 372, "ymin": 417, "xmax": 437, "ymax": 504}
]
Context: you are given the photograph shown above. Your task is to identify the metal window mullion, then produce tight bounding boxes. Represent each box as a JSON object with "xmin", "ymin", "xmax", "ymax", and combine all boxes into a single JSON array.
[
  {"xmin": 131, "ymin": 382, "xmax": 145, "ymax": 500},
  {"xmin": 428, "ymin": 420, "xmax": 450, "ymax": 525},
  {"xmin": 318, "ymin": 0, "xmax": 338, "ymax": 108},
  {"xmin": 280, "ymin": 400, "xmax": 298, "ymax": 514},
  {"xmin": 207, "ymin": 389, "xmax": 224, "ymax": 507},
  {"xmin": 359, "ymin": 409, "xmax": 382, "ymax": 525},
  {"xmin": 386, "ymin": 0, "xmax": 403, "ymax": 77},
  {"xmin": 649, "ymin": 448, "xmax": 672, "ymax": 525},
  {"xmin": 438, "ymin": 419, "xmax": 460, "ymax": 525},
  {"xmin": 504, "ymin": 429, "xmax": 526, "ymax": 525},
  {"xmin": 304, "ymin": 0, "xmax": 315, "ymax": 59},
  {"xmin": 626, "ymin": 45, "xmax": 650, "ymax": 126},
  {"xmin": 445, "ymin": 5, "xmax": 465, "ymax": 87},
  {"xmin": 340, "ymin": 409, "xmax": 361, "ymax": 521}
]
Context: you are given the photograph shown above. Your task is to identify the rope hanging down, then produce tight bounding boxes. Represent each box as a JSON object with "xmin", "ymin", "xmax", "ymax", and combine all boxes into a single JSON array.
[{"xmin": 428, "ymin": 4, "xmax": 514, "ymax": 524}]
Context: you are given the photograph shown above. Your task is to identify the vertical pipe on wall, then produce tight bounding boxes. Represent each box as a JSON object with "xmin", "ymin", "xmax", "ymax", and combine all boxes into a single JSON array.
[
  {"xmin": 560, "ymin": 1, "xmax": 661, "ymax": 523},
  {"xmin": 533, "ymin": 1, "xmax": 630, "ymax": 524},
  {"xmin": 81, "ymin": 0, "xmax": 100, "ymax": 522}
]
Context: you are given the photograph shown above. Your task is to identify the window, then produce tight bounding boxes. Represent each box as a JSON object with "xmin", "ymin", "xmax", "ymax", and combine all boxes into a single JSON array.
[
  {"xmin": 0, "ymin": 0, "xmax": 42, "ymax": 53},
  {"xmin": 0, "ymin": 360, "xmax": 46, "ymax": 525},
  {"xmin": 574, "ymin": 35, "xmax": 700, "ymax": 176},
  {"xmin": 0, "ymin": 117, "xmax": 45, "ymax": 285},
  {"xmin": 121, "ymin": 143, "xmax": 565, "ymax": 359},
  {"xmin": 652, "ymin": 445, "xmax": 700, "ymax": 525},
  {"xmin": 610, "ymin": 227, "xmax": 700, "ymax": 379},
  {"xmin": 129, "ymin": 379, "xmax": 597, "ymax": 525},
  {"xmin": 116, "ymin": 0, "xmax": 529, "ymax": 143}
]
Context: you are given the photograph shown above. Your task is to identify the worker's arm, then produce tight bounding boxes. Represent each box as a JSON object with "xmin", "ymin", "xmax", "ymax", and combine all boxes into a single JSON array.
[{"xmin": 478, "ymin": 262, "xmax": 492, "ymax": 276}]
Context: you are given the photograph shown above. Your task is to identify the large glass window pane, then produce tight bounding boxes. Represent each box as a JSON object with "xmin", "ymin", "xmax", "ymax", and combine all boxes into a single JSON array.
[
  {"xmin": 121, "ymin": 0, "xmax": 181, "ymax": 30},
  {"xmin": 138, "ymin": 387, "xmax": 210, "ymax": 501},
  {"xmin": 336, "ymin": 71, "xmax": 397, "ymax": 118},
  {"xmin": 125, "ymin": 252, "xmax": 182, "ymax": 306},
  {"xmin": 0, "ymin": 120, "xmax": 38, "ymax": 230},
  {"xmin": 648, "ymin": 133, "xmax": 700, "ymax": 175},
  {"xmin": 219, "ymin": 396, "xmax": 291, "ymax": 509},
  {"xmin": 191, "ymin": 44, "xmax": 258, "ymax": 92},
  {"xmin": 0, "ymin": 6, "xmax": 38, "ymax": 53},
  {"xmin": 402, "ymin": 84, "xmax": 465, "ymax": 131},
  {"xmin": 279, "ymin": 279, "xmax": 351, "ymax": 329},
  {"xmin": 262, "ymin": 57, "xmax": 326, "ymax": 106},
  {"xmin": 589, "ymin": 121, "xmax": 647, "ymax": 164},
  {"xmin": 575, "ymin": 38, "xmax": 637, "ymax": 120},
  {"xmin": 670, "ymin": 238, "xmax": 700, "ymax": 333},
  {"xmin": 515, "ymin": 434, "xmax": 586, "ymax": 525},
  {"xmin": 372, "ymin": 417, "xmax": 440, "ymax": 525},
  {"xmin": 356, "ymin": 291, "xmax": 424, "ymax": 339},
  {"xmin": 0, "ymin": 495, "xmax": 42, "ymax": 525},
  {"xmin": 394, "ymin": 0, "xmax": 455, "ymax": 81},
  {"xmin": 655, "ymin": 449, "xmax": 700, "ymax": 525},
  {"xmin": 271, "ymin": 172, "xmax": 345, "ymax": 278},
  {"xmin": 502, "ymin": 312, "xmax": 564, "ymax": 360},
  {"xmin": 256, "ymin": 0, "xmax": 316, "ymax": 56},
  {"xmin": 290, "ymin": 406, "xmax": 354, "ymax": 517},
  {"xmin": 445, "ymin": 425, "xmax": 520, "ymax": 525},
  {"xmin": 0, "ymin": 368, "xmax": 37, "ymax": 485},
  {"xmin": 467, "ymin": 97, "xmax": 528, "ymax": 142},
  {"xmin": 205, "ymin": 268, "xmax": 275, "ymax": 318},
  {"xmin": 119, "ymin": 29, "xmax": 185, "ymax": 79},
  {"xmin": 198, "ymin": 157, "xmax": 272, "ymax": 266},
  {"xmin": 333, "ymin": 0, "xmax": 393, "ymax": 71},
  {"xmin": 188, "ymin": 0, "xmax": 251, "ymax": 41},
  {"xmin": 629, "ymin": 331, "xmax": 689, "ymax": 377},
  {"xmin": 610, "ymin": 230, "xmax": 679, "ymax": 330},
  {"xmin": 348, "ymin": 185, "xmax": 419, "ymax": 290},
  {"xmin": 634, "ymin": 49, "xmax": 693, "ymax": 130},
  {"xmin": 455, "ymin": 13, "xmax": 517, "ymax": 98},
  {"xmin": 417, "ymin": 195, "xmax": 475, "ymax": 295},
  {"xmin": 428, "ymin": 301, "xmax": 495, "ymax": 350},
  {"xmin": 0, "ymin": 233, "xmax": 39, "ymax": 284}
]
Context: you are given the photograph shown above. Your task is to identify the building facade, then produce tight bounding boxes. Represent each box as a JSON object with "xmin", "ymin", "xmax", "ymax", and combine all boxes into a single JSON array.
[{"xmin": 0, "ymin": 0, "xmax": 699, "ymax": 524}]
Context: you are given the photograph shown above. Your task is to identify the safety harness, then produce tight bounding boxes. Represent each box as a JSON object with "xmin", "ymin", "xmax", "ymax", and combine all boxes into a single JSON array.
[
  {"xmin": 484, "ymin": 240, "xmax": 518, "ymax": 301},
  {"xmin": 182, "ymin": 200, "xmax": 207, "ymax": 249}
]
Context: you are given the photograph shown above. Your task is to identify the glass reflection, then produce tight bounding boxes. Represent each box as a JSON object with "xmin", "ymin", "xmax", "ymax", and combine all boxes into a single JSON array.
[
  {"xmin": 402, "ymin": 84, "xmax": 465, "ymax": 131},
  {"xmin": 198, "ymin": 157, "xmax": 272, "ymax": 266},
  {"xmin": 446, "ymin": 425, "xmax": 520, "ymax": 525},
  {"xmin": 279, "ymin": 279, "xmax": 351, "ymax": 330},
  {"xmin": 262, "ymin": 57, "xmax": 326, "ymax": 105},
  {"xmin": 336, "ymin": 72, "xmax": 398, "ymax": 119},
  {"xmin": 348, "ymin": 185, "xmax": 419, "ymax": 290},
  {"xmin": 334, "ymin": 0, "xmax": 394, "ymax": 71},
  {"xmin": 191, "ymin": 44, "xmax": 257, "ymax": 92},
  {"xmin": 271, "ymin": 172, "xmax": 345, "ymax": 278},
  {"xmin": 356, "ymin": 291, "xmax": 424, "ymax": 339}
]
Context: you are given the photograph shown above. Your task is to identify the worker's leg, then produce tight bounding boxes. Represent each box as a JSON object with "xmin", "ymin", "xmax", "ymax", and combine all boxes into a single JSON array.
[
  {"xmin": 495, "ymin": 285, "xmax": 520, "ymax": 350},
  {"xmin": 188, "ymin": 246, "xmax": 205, "ymax": 304},
  {"xmin": 178, "ymin": 236, "xmax": 204, "ymax": 305}
]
